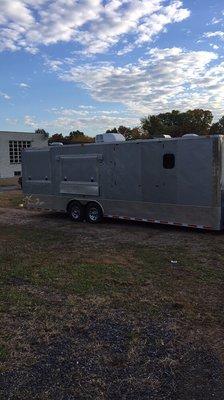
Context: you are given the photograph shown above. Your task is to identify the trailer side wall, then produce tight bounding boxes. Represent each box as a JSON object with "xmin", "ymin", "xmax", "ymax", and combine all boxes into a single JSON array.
[{"xmin": 22, "ymin": 137, "xmax": 222, "ymax": 230}]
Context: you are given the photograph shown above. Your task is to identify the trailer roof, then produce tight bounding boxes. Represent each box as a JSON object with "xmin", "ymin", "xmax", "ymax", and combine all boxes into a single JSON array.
[
  {"xmin": 23, "ymin": 134, "xmax": 223, "ymax": 152},
  {"xmin": 52, "ymin": 134, "xmax": 223, "ymax": 148}
]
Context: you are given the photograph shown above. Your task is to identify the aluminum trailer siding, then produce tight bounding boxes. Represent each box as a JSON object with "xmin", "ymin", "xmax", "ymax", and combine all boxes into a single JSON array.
[{"xmin": 22, "ymin": 136, "xmax": 224, "ymax": 230}]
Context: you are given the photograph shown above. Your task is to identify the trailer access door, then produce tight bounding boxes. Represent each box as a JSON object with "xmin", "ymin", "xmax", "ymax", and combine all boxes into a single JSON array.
[
  {"xmin": 22, "ymin": 148, "xmax": 52, "ymax": 194},
  {"xmin": 142, "ymin": 140, "xmax": 178, "ymax": 204},
  {"xmin": 58, "ymin": 154, "xmax": 102, "ymax": 196}
]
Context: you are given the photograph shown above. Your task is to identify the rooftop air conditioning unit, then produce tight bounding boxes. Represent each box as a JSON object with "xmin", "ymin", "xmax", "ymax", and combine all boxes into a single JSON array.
[
  {"xmin": 95, "ymin": 133, "xmax": 125, "ymax": 143},
  {"xmin": 49, "ymin": 142, "xmax": 64, "ymax": 146},
  {"xmin": 182, "ymin": 134, "xmax": 199, "ymax": 139}
]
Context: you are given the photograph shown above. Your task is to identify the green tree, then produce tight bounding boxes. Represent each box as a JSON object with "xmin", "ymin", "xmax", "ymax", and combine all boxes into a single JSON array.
[
  {"xmin": 35, "ymin": 128, "xmax": 49, "ymax": 139},
  {"xmin": 182, "ymin": 109, "xmax": 213, "ymax": 136},
  {"xmin": 210, "ymin": 116, "xmax": 224, "ymax": 135},
  {"xmin": 69, "ymin": 132, "xmax": 94, "ymax": 143},
  {"xmin": 118, "ymin": 126, "xmax": 142, "ymax": 140},
  {"xmin": 156, "ymin": 110, "xmax": 184, "ymax": 136},
  {"xmin": 140, "ymin": 115, "xmax": 166, "ymax": 138},
  {"xmin": 106, "ymin": 127, "xmax": 118, "ymax": 133},
  {"xmin": 141, "ymin": 109, "xmax": 213, "ymax": 138},
  {"xmin": 107, "ymin": 125, "xmax": 143, "ymax": 140},
  {"xmin": 48, "ymin": 133, "xmax": 64, "ymax": 144},
  {"xmin": 48, "ymin": 131, "xmax": 94, "ymax": 144},
  {"xmin": 117, "ymin": 125, "xmax": 129, "ymax": 136},
  {"xmin": 69, "ymin": 130, "xmax": 85, "ymax": 137}
]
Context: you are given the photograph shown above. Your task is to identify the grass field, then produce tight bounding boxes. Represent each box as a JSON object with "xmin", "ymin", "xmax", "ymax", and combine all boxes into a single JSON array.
[
  {"xmin": 0, "ymin": 191, "xmax": 224, "ymax": 399},
  {"xmin": 0, "ymin": 177, "xmax": 19, "ymax": 187},
  {"xmin": 0, "ymin": 190, "xmax": 23, "ymax": 208}
]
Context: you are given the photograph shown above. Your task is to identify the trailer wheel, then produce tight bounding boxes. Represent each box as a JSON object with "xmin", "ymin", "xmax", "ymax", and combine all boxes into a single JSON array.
[
  {"xmin": 85, "ymin": 202, "xmax": 103, "ymax": 224},
  {"xmin": 68, "ymin": 201, "xmax": 84, "ymax": 222}
]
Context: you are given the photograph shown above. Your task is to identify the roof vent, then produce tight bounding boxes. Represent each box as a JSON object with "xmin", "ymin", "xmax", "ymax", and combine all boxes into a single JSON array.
[
  {"xmin": 49, "ymin": 142, "xmax": 64, "ymax": 146},
  {"xmin": 182, "ymin": 134, "xmax": 199, "ymax": 139},
  {"xmin": 95, "ymin": 133, "xmax": 125, "ymax": 143},
  {"xmin": 163, "ymin": 134, "xmax": 171, "ymax": 139}
]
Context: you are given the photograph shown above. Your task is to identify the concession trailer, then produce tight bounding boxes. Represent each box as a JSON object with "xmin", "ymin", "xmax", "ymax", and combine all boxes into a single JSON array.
[{"xmin": 22, "ymin": 134, "xmax": 224, "ymax": 230}]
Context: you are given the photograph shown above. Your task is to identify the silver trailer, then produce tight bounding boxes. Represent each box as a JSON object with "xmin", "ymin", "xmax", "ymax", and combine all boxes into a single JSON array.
[{"xmin": 22, "ymin": 135, "xmax": 224, "ymax": 230}]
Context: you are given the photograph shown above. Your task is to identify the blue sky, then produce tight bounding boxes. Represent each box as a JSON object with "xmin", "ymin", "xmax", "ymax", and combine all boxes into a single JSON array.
[{"xmin": 0, "ymin": 0, "xmax": 224, "ymax": 136}]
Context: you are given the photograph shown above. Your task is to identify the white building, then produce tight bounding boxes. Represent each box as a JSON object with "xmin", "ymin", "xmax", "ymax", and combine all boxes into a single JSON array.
[{"xmin": 0, "ymin": 131, "xmax": 48, "ymax": 178}]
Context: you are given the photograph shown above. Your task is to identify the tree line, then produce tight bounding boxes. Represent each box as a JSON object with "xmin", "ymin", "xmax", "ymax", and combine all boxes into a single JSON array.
[{"xmin": 35, "ymin": 109, "xmax": 224, "ymax": 144}]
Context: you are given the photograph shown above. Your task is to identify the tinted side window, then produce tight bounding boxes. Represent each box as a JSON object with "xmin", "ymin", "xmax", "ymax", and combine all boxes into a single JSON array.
[{"xmin": 163, "ymin": 153, "xmax": 175, "ymax": 169}]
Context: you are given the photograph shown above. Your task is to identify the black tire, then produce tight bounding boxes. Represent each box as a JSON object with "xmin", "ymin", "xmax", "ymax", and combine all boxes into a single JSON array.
[
  {"xmin": 68, "ymin": 201, "xmax": 84, "ymax": 222},
  {"xmin": 85, "ymin": 202, "xmax": 103, "ymax": 224}
]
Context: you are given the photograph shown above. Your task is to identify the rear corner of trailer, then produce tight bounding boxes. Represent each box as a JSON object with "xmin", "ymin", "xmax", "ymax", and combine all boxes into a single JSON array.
[
  {"xmin": 178, "ymin": 135, "xmax": 223, "ymax": 231},
  {"xmin": 218, "ymin": 135, "xmax": 224, "ymax": 230},
  {"xmin": 209, "ymin": 134, "xmax": 224, "ymax": 231}
]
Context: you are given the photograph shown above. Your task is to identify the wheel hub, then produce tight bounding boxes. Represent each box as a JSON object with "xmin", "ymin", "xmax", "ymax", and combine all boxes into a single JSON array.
[
  {"xmin": 89, "ymin": 208, "xmax": 99, "ymax": 222},
  {"xmin": 71, "ymin": 207, "xmax": 80, "ymax": 220}
]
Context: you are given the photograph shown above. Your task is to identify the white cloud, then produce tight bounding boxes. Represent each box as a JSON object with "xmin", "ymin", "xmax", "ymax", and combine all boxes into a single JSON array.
[
  {"xmin": 135, "ymin": 0, "xmax": 190, "ymax": 45},
  {"xmin": 117, "ymin": 43, "xmax": 136, "ymax": 56},
  {"xmin": 6, "ymin": 117, "xmax": 18, "ymax": 124},
  {"xmin": 45, "ymin": 114, "xmax": 139, "ymax": 133},
  {"xmin": 23, "ymin": 107, "xmax": 139, "ymax": 135},
  {"xmin": 204, "ymin": 31, "xmax": 224, "ymax": 40},
  {"xmin": 19, "ymin": 82, "xmax": 30, "ymax": 88},
  {"xmin": 210, "ymin": 44, "xmax": 219, "ymax": 50},
  {"xmin": 44, "ymin": 58, "xmax": 64, "ymax": 72},
  {"xmin": 0, "ymin": 0, "xmax": 34, "ymax": 26},
  {"xmin": 24, "ymin": 115, "xmax": 37, "ymax": 127},
  {"xmin": 210, "ymin": 17, "xmax": 223, "ymax": 25},
  {"xmin": 51, "ymin": 47, "xmax": 224, "ymax": 117},
  {"xmin": 51, "ymin": 107, "xmax": 90, "ymax": 117},
  {"xmin": 79, "ymin": 105, "xmax": 95, "ymax": 110},
  {"xmin": 0, "ymin": 0, "xmax": 190, "ymax": 54},
  {"xmin": 0, "ymin": 91, "xmax": 11, "ymax": 100}
]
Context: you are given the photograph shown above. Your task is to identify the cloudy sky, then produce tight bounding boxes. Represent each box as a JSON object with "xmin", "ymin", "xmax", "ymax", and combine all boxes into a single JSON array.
[{"xmin": 0, "ymin": 0, "xmax": 224, "ymax": 135}]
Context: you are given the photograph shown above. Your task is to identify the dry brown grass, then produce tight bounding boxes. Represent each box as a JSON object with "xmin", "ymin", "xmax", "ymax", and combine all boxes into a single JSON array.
[
  {"xmin": 0, "ymin": 191, "xmax": 224, "ymax": 398},
  {"xmin": 0, "ymin": 190, "xmax": 23, "ymax": 208},
  {"xmin": 0, "ymin": 178, "xmax": 19, "ymax": 187}
]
